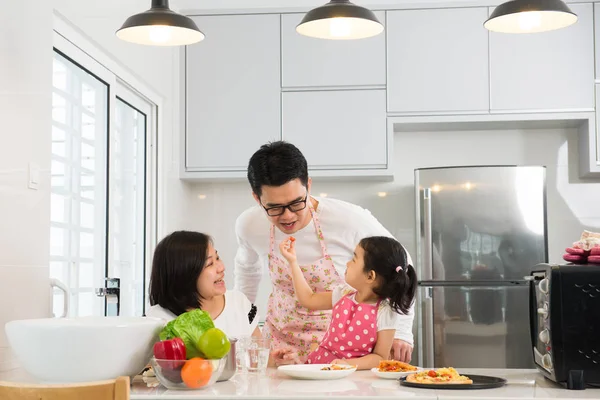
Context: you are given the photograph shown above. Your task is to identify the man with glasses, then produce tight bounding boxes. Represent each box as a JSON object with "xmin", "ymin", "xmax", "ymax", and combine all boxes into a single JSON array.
[{"xmin": 234, "ymin": 141, "xmax": 414, "ymax": 363}]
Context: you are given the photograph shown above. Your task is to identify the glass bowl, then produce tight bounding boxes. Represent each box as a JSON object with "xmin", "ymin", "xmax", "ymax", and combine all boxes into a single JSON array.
[{"xmin": 150, "ymin": 356, "xmax": 226, "ymax": 390}]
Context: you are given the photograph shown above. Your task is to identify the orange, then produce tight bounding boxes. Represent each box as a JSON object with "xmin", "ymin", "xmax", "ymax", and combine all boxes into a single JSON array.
[{"xmin": 181, "ymin": 357, "xmax": 213, "ymax": 388}]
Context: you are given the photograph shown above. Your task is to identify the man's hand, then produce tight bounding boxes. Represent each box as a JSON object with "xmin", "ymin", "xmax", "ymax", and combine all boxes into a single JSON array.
[{"xmin": 390, "ymin": 339, "xmax": 413, "ymax": 362}]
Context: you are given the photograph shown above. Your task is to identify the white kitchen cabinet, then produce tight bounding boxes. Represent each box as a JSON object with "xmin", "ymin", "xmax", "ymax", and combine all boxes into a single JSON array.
[
  {"xmin": 281, "ymin": 12, "xmax": 386, "ymax": 88},
  {"xmin": 386, "ymin": 8, "xmax": 489, "ymax": 114},
  {"xmin": 281, "ymin": 90, "xmax": 388, "ymax": 171},
  {"xmin": 595, "ymin": 3, "xmax": 600, "ymax": 81},
  {"xmin": 489, "ymin": 3, "xmax": 594, "ymax": 112},
  {"xmin": 582, "ymin": 85, "xmax": 600, "ymax": 177},
  {"xmin": 184, "ymin": 14, "xmax": 280, "ymax": 175}
]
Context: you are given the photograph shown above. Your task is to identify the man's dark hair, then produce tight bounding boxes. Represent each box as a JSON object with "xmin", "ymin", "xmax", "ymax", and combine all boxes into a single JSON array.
[{"xmin": 247, "ymin": 141, "xmax": 309, "ymax": 197}]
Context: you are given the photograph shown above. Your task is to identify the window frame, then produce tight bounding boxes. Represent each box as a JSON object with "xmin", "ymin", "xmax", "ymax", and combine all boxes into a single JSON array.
[{"xmin": 52, "ymin": 14, "xmax": 161, "ymax": 316}]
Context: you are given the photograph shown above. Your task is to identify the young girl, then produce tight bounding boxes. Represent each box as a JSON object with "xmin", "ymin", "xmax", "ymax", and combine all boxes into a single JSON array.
[
  {"xmin": 147, "ymin": 231, "xmax": 261, "ymax": 339},
  {"xmin": 277, "ymin": 235, "xmax": 417, "ymax": 370}
]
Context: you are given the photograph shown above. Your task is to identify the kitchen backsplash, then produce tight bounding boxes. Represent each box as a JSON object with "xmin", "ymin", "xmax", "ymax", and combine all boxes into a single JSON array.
[{"xmin": 174, "ymin": 127, "xmax": 600, "ymax": 319}]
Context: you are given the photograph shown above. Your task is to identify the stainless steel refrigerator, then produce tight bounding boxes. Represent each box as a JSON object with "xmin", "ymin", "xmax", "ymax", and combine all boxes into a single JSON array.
[{"xmin": 415, "ymin": 166, "xmax": 547, "ymax": 369}]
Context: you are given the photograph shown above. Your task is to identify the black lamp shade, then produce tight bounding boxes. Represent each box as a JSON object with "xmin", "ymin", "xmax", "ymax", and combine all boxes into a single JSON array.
[
  {"xmin": 484, "ymin": 0, "xmax": 577, "ymax": 33},
  {"xmin": 116, "ymin": 0, "xmax": 204, "ymax": 46},
  {"xmin": 297, "ymin": 0, "xmax": 383, "ymax": 40}
]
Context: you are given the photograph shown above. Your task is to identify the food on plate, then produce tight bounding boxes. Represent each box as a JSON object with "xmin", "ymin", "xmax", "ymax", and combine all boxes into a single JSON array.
[
  {"xmin": 406, "ymin": 367, "xmax": 473, "ymax": 384},
  {"xmin": 377, "ymin": 360, "xmax": 418, "ymax": 372},
  {"xmin": 320, "ymin": 364, "xmax": 356, "ymax": 371}
]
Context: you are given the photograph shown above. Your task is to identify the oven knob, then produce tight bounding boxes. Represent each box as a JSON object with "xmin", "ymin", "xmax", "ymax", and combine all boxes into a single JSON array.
[
  {"xmin": 539, "ymin": 329, "xmax": 550, "ymax": 344},
  {"xmin": 542, "ymin": 353, "xmax": 553, "ymax": 370},
  {"xmin": 539, "ymin": 278, "xmax": 549, "ymax": 294},
  {"xmin": 537, "ymin": 303, "xmax": 549, "ymax": 319}
]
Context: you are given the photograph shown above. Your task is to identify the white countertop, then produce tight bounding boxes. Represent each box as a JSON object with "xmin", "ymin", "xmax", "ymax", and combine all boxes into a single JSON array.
[{"xmin": 129, "ymin": 368, "xmax": 600, "ymax": 400}]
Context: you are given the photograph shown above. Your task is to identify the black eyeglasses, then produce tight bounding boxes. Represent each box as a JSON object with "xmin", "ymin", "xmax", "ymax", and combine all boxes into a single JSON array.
[{"xmin": 262, "ymin": 194, "xmax": 309, "ymax": 217}]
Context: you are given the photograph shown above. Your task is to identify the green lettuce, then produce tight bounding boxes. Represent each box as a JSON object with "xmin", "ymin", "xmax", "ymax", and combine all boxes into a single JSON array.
[{"xmin": 158, "ymin": 309, "xmax": 215, "ymax": 359}]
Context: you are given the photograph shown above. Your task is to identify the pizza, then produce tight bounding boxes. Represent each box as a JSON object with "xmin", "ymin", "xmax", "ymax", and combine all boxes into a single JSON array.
[
  {"xmin": 378, "ymin": 360, "xmax": 418, "ymax": 372},
  {"xmin": 406, "ymin": 368, "xmax": 473, "ymax": 384}
]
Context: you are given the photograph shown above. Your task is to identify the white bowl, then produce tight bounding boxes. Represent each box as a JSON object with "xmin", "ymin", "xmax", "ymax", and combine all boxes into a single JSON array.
[{"xmin": 5, "ymin": 316, "xmax": 164, "ymax": 383}]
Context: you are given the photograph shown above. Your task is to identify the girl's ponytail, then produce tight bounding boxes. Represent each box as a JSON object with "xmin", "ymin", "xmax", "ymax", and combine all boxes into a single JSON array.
[{"xmin": 359, "ymin": 236, "xmax": 418, "ymax": 315}]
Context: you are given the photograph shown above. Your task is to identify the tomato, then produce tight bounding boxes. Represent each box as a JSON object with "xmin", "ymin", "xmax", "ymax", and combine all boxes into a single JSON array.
[
  {"xmin": 427, "ymin": 370, "xmax": 438, "ymax": 378},
  {"xmin": 181, "ymin": 358, "xmax": 213, "ymax": 388}
]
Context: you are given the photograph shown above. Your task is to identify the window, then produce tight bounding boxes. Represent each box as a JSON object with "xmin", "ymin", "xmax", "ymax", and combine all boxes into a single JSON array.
[{"xmin": 51, "ymin": 31, "xmax": 157, "ymax": 317}]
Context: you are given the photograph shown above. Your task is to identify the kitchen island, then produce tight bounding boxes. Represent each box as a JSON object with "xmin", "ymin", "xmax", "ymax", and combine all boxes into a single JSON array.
[{"xmin": 130, "ymin": 368, "xmax": 600, "ymax": 400}]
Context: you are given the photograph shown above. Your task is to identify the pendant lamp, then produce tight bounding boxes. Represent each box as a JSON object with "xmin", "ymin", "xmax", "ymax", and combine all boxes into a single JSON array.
[
  {"xmin": 297, "ymin": 0, "xmax": 383, "ymax": 40},
  {"xmin": 116, "ymin": 0, "xmax": 204, "ymax": 46},
  {"xmin": 484, "ymin": 0, "xmax": 577, "ymax": 34}
]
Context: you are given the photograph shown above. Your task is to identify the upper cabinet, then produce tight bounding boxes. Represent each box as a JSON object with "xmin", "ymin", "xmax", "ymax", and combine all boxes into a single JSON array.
[
  {"xmin": 489, "ymin": 3, "xmax": 594, "ymax": 112},
  {"xmin": 184, "ymin": 14, "xmax": 281, "ymax": 174},
  {"xmin": 595, "ymin": 3, "xmax": 600, "ymax": 81},
  {"xmin": 281, "ymin": 90, "xmax": 389, "ymax": 173},
  {"xmin": 281, "ymin": 12, "xmax": 386, "ymax": 88},
  {"xmin": 386, "ymin": 8, "xmax": 489, "ymax": 114}
]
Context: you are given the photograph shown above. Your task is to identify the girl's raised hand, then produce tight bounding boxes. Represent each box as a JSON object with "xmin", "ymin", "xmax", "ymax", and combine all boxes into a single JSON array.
[{"xmin": 279, "ymin": 236, "xmax": 297, "ymax": 263}]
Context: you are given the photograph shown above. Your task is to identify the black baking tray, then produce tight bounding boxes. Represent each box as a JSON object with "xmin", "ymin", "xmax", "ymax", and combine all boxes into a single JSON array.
[{"xmin": 399, "ymin": 374, "xmax": 507, "ymax": 390}]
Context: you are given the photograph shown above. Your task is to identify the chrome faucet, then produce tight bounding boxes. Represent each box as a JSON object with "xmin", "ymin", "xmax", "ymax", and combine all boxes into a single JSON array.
[{"xmin": 95, "ymin": 278, "xmax": 120, "ymax": 316}]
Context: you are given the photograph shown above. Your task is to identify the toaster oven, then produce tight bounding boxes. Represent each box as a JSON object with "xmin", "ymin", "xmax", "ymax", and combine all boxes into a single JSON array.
[{"xmin": 528, "ymin": 263, "xmax": 600, "ymax": 389}]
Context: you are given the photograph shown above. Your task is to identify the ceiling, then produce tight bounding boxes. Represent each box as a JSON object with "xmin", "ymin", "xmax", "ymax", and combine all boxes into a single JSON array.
[{"xmin": 172, "ymin": 0, "xmax": 582, "ymax": 13}]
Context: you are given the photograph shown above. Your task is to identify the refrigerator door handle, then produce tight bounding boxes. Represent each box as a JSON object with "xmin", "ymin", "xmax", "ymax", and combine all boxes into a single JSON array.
[
  {"xmin": 422, "ymin": 188, "xmax": 433, "ymax": 281},
  {"xmin": 419, "ymin": 280, "xmax": 529, "ymax": 287},
  {"xmin": 423, "ymin": 294, "xmax": 434, "ymax": 368}
]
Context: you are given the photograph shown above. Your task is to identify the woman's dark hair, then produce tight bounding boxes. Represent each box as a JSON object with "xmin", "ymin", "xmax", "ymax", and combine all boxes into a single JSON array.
[
  {"xmin": 247, "ymin": 141, "xmax": 309, "ymax": 197},
  {"xmin": 358, "ymin": 236, "xmax": 417, "ymax": 315},
  {"xmin": 149, "ymin": 231, "xmax": 212, "ymax": 316}
]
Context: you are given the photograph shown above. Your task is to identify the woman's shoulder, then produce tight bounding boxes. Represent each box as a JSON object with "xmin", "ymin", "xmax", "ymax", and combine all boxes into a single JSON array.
[
  {"xmin": 146, "ymin": 304, "xmax": 177, "ymax": 322},
  {"xmin": 225, "ymin": 289, "xmax": 252, "ymax": 305}
]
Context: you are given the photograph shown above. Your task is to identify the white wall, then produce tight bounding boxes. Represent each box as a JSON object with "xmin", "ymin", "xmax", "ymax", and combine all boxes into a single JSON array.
[
  {"xmin": 179, "ymin": 127, "xmax": 600, "ymax": 318},
  {"xmin": 0, "ymin": 0, "xmax": 53, "ymax": 372},
  {"xmin": 0, "ymin": 0, "xmax": 191, "ymax": 373}
]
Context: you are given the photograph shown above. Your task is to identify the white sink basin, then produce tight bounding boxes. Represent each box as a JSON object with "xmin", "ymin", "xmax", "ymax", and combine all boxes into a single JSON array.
[{"xmin": 5, "ymin": 316, "xmax": 164, "ymax": 383}]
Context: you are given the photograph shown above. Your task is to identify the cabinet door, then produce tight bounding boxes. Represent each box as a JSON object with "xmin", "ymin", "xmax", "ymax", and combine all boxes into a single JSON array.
[
  {"xmin": 489, "ymin": 3, "xmax": 594, "ymax": 112},
  {"xmin": 281, "ymin": 12, "xmax": 386, "ymax": 88},
  {"xmin": 387, "ymin": 8, "xmax": 489, "ymax": 114},
  {"xmin": 185, "ymin": 15, "xmax": 280, "ymax": 171},
  {"xmin": 595, "ymin": 4, "xmax": 600, "ymax": 81},
  {"xmin": 282, "ymin": 90, "xmax": 387, "ymax": 169}
]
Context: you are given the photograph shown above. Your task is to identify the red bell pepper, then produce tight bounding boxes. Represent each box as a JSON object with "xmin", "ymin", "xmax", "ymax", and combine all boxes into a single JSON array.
[
  {"xmin": 153, "ymin": 337, "xmax": 186, "ymax": 361},
  {"xmin": 153, "ymin": 338, "xmax": 186, "ymax": 382}
]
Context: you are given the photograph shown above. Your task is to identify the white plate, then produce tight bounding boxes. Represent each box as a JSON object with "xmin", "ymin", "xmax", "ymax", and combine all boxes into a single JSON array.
[
  {"xmin": 371, "ymin": 367, "xmax": 423, "ymax": 379},
  {"xmin": 278, "ymin": 364, "xmax": 357, "ymax": 380}
]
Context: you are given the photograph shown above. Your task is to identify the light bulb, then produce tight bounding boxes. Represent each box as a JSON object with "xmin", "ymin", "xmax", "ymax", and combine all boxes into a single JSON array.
[
  {"xmin": 329, "ymin": 18, "xmax": 351, "ymax": 38},
  {"xmin": 518, "ymin": 11, "xmax": 542, "ymax": 31},
  {"xmin": 148, "ymin": 26, "xmax": 172, "ymax": 44}
]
